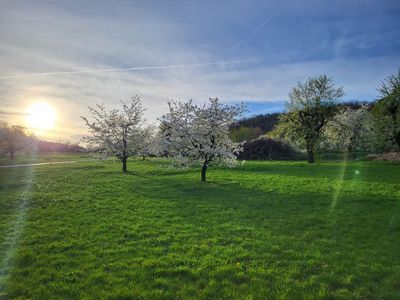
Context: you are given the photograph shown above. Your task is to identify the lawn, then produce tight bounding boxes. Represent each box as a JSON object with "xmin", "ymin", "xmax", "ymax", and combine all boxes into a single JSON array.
[{"xmin": 0, "ymin": 158, "xmax": 399, "ymax": 299}]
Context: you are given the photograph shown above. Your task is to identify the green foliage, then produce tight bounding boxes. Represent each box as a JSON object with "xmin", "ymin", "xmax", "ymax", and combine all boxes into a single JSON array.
[
  {"xmin": 374, "ymin": 69, "xmax": 400, "ymax": 151},
  {"xmin": 229, "ymin": 113, "xmax": 280, "ymax": 142},
  {"xmin": 1, "ymin": 158, "xmax": 399, "ymax": 299},
  {"xmin": 229, "ymin": 126, "xmax": 264, "ymax": 142},
  {"xmin": 277, "ymin": 75, "xmax": 344, "ymax": 162}
]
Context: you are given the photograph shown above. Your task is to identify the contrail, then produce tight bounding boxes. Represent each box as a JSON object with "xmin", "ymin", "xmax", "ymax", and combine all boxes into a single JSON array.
[
  {"xmin": 0, "ymin": 59, "xmax": 260, "ymax": 79},
  {"xmin": 228, "ymin": 14, "xmax": 279, "ymax": 54},
  {"xmin": 252, "ymin": 15, "xmax": 276, "ymax": 33}
]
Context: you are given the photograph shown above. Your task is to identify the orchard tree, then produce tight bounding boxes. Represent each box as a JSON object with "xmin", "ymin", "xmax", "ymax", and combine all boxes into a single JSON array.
[
  {"xmin": 278, "ymin": 75, "xmax": 344, "ymax": 163},
  {"xmin": 0, "ymin": 121, "xmax": 35, "ymax": 161},
  {"xmin": 160, "ymin": 98, "xmax": 246, "ymax": 182},
  {"xmin": 323, "ymin": 105, "xmax": 372, "ymax": 152},
  {"xmin": 374, "ymin": 69, "xmax": 400, "ymax": 151},
  {"xmin": 137, "ymin": 125, "xmax": 161, "ymax": 159},
  {"xmin": 81, "ymin": 96, "xmax": 146, "ymax": 173}
]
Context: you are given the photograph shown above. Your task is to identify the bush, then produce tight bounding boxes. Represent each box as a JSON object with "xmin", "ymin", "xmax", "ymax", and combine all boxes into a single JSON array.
[{"xmin": 238, "ymin": 138, "xmax": 302, "ymax": 160}]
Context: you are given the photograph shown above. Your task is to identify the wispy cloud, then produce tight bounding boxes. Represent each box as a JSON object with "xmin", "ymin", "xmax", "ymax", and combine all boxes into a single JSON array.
[
  {"xmin": 0, "ymin": 0, "xmax": 399, "ymax": 141},
  {"xmin": 0, "ymin": 110, "xmax": 27, "ymax": 116}
]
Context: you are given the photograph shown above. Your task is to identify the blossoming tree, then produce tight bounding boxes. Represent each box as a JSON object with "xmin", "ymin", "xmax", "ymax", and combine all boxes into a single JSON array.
[
  {"xmin": 323, "ymin": 105, "xmax": 372, "ymax": 152},
  {"xmin": 81, "ymin": 96, "xmax": 146, "ymax": 173},
  {"xmin": 160, "ymin": 98, "xmax": 246, "ymax": 181}
]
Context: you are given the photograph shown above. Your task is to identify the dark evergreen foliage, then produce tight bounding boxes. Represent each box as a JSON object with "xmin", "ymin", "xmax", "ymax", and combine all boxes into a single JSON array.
[{"xmin": 238, "ymin": 138, "xmax": 302, "ymax": 160}]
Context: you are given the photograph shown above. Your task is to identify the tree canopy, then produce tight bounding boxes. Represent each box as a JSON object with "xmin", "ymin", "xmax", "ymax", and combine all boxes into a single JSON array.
[
  {"xmin": 277, "ymin": 75, "xmax": 344, "ymax": 163},
  {"xmin": 81, "ymin": 96, "xmax": 148, "ymax": 172},
  {"xmin": 374, "ymin": 69, "xmax": 400, "ymax": 151},
  {"xmin": 0, "ymin": 121, "xmax": 34, "ymax": 160},
  {"xmin": 160, "ymin": 98, "xmax": 246, "ymax": 181}
]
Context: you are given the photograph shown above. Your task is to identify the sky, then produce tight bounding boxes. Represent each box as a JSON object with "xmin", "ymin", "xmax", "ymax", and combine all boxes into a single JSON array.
[{"xmin": 0, "ymin": 0, "xmax": 399, "ymax": 141}]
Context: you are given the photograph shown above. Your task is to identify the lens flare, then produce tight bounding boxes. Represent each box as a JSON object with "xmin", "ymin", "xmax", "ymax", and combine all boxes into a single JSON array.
[
  {"xmin": 330, "ymin": 153, "xmax": 349, "ymax": 211},
  {"xmin": 0, "ymin": 158, "xmax": 35, "ymax": 288}
]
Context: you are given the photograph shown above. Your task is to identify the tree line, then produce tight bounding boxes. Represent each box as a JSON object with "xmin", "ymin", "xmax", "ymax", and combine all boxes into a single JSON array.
[
  {"xmin": 1, "ymin": 69, "xmax": 398, "ymax": 180},
  {"xmin": 272, "ymin": 72, "xmax": 400, "ymax": 162},
  {"xmin": 0, "ymin": 121, "xmax": 35, "ymax": 160},
  {"xmin": 80, "ymin": 69, "xmax": 399, "ymax": 180},
  {"xmin": 0, "ymin": 121, "xmax": 84, "ymax": 161}
]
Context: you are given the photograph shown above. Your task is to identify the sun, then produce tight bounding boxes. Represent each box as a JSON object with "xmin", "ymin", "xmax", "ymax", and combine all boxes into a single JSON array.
[{"xmin": 26, "ymin": 102, "xmax": 56, "ymax": 130}]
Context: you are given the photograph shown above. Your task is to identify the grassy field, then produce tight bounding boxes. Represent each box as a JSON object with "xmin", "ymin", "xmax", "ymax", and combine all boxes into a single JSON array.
[{"xmin": 0, "ymin": 157, "xmax": 399, "ymax": 299}]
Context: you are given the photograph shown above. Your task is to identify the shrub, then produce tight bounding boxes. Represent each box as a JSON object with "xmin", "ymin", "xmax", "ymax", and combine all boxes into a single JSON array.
[{"xmin": 238, "ymin": 138, "xmax": 302, "ymax": 160}]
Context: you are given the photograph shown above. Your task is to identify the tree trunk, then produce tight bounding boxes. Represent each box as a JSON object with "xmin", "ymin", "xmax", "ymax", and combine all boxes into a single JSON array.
[
  {"xmin": 307, "ymin": 149, "xmax": 315, "ymax": 163},
  {"xmin": 395, "ymin": 133, "xmax": 400, "ymax": 153},
  {"xmin": 10, "ymin": 150, "xmax": 14, "ymax": 161},
  {"xmin": 122, "ymin": 158, "xmax": 127, "ymax": 173},
  {"xmin": 201, "ymin": 163, "xmax": 207, "ymax": 182},
  {"xmin": 391, "ymin": 114, "xmax": 400, "ymax": 152}
]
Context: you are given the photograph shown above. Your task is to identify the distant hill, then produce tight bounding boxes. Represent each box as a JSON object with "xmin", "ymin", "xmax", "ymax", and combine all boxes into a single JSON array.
[
  {"xmin": 230, "ymin": 113, "xmax": 281, "ymax": 142},
  {"xmin": 230, "ymin": 100, "xmax": 374, "ymax": 143},
  {"xmin": 232, "ymin": 113, "xmax": 281, "ymax": 132},
  {"xmin": 338, "ymin": 100, "xmax": 374, "ymax": 110}
]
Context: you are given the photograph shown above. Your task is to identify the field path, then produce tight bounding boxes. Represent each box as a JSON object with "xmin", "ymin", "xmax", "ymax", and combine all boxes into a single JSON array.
[{"xmin": 0, "ymin": 160, "xmax": 92, "ymax": 168}]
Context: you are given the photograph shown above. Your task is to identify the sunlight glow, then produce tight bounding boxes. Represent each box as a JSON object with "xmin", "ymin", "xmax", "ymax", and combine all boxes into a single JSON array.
[{"xmin": 26, "ymin": 102, "xmax": 56, "ymax": 130}]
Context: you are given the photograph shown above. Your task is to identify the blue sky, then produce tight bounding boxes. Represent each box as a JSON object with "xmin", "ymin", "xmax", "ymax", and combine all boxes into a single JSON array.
[{"xmin": 0, "ymin": 0, "xmax": 399, "ymax": 140}]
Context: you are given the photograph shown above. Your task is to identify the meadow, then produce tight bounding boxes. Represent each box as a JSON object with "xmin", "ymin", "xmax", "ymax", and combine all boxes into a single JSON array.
[{"xmin": 0, "ymin": 157, "xmax": 399, "ymax": 299}]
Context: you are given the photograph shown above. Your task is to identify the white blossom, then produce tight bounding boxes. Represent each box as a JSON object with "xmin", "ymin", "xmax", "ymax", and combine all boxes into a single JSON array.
[
  {"xmin": 323, "ymin": 105, "xmax": 372, "ymax": 151},
  {"xmin": 81, "ymin": 96, "xmax": 146, "ymax": 172},
  {"xmin": 137, "ymin": 124, "xmax": 162, "ymax": 159},
  {"xmin": 160, "ymin": 98, "xmax": 246, "ymax": 181}
]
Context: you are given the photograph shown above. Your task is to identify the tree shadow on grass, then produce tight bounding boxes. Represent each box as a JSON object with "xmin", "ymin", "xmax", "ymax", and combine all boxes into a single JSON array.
[
  {"xmin": 98, "ymin": 167, "xmax": 200, "ymax": 179},
  {"xmin": 75, "ymin": 165, "xmax": 106, "ymax": 171},
  {"xmin": 119, "ymin": 172, "xmax": 400, "ymax": 291},
  {"xmin": 229, "ymin": 161, "xmax": 400, "ymax": 184},
  {"xmin": 125, "ymin": 169, "xmax": 399, "ymax": 229}
]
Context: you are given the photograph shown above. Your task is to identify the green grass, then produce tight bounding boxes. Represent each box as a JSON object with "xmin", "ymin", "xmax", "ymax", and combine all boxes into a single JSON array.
[
  {"xmin": 0, "ymin": 152, "xmax": 91, "ymax": 166},
  {"xmin": 0, "ymin": 158, "xmax": 399, "ymax": 299}
]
